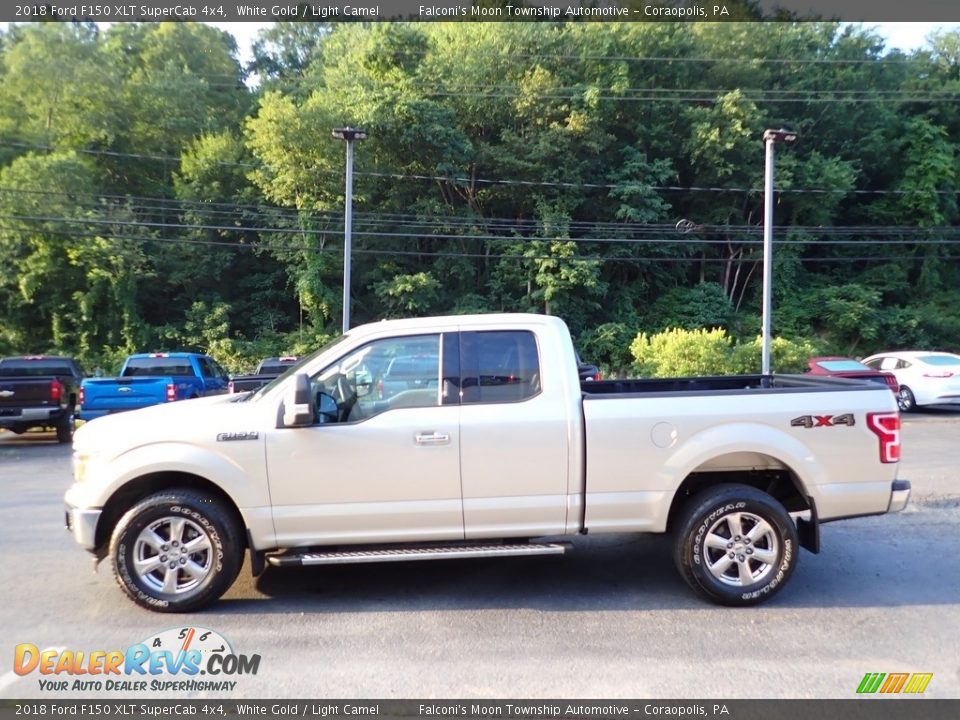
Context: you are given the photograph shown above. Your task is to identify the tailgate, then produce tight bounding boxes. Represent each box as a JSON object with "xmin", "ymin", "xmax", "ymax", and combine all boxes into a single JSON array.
[
  {"xmin": 81, "ymin": 377, "xmax": 171, "ymax": 412},
  {"xmin": 0, "ymin": 378, "xmax": 59, "ymax": 414}
]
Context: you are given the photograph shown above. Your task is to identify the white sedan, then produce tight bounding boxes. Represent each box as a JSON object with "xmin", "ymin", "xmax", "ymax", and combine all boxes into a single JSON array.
[{"xmin": 862, "ymin": 351, "xmax": 960, "ymax": 412}]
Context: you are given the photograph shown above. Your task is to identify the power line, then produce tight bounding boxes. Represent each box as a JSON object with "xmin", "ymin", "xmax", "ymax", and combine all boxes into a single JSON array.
[
  {"xmin": 420, "ymin": 89, "xmax": 960, "ymax": 104},
  {"xmin": 0, "ymin": 222, "xmax": 952, "ymax": 264},
  {"xmin": 4, "ymin": 145, "xmax": 958, "ymax": 197},
  {"xmin": 4, "ymin": 213, "xmax": 960, "ymax": 246}
]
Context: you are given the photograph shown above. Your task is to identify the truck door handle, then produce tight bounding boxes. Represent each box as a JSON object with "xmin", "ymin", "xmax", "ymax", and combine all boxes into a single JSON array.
[{"xmin": 415, "ymin": 431, "xmax": 450, "ymax": 446}]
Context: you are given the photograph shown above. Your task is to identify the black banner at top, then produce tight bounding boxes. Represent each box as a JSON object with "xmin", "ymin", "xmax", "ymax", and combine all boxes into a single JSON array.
[{"xmin": 3, "ymin": 0, "xmax": 960, "ymax": 23}]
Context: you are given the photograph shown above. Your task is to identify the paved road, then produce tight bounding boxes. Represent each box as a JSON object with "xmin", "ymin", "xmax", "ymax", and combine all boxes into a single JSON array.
[{"xmin": 1, "ymin": 412, "xmax": 958, "ymax": 700}]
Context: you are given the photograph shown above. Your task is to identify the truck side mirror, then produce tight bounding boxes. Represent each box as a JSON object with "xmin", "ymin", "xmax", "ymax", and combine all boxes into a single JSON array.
[{"xmin": 281, "ymin": 374, "xmax": 316, "ymax": 427}]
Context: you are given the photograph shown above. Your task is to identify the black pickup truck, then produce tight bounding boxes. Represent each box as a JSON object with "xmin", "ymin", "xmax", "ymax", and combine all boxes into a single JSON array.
[
  {"xmin": 0, "ymin": 356, "xmax": 84, "ymax": 443},
  {"xmin": 228, "ymin": 356, "xmax": 299, "ymax": 393}
]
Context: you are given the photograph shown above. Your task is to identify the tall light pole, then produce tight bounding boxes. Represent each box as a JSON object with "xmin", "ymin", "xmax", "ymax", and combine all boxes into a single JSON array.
[
  {"xmin": 332, "ymin": 127, "xmax": 367, "ymax": 333},
  {"xmin": 761, "ymin": 128, "xmax": 798, "ymax": 378}
]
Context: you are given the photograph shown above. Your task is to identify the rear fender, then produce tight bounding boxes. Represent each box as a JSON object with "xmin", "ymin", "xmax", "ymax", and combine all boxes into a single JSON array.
[{"xmin": 659, "ymin": 422, "xmax": 822, "ymax": 495}]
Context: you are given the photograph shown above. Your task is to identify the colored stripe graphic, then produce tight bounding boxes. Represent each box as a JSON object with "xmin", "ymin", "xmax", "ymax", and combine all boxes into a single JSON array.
[
  {"xmin": 857, "ymin": 672, "xmax": 933, "ymax": 694},
  {"xmin": 857, "ymin": 673, "xmax": 885, "ymax": 694},
  {"xmin": 903, "ymin": 673, "xmax": 934, "ymax": 694},
  {"xmin": 880, "ymin": 673, "xmax": 909, "ymax": 693}
]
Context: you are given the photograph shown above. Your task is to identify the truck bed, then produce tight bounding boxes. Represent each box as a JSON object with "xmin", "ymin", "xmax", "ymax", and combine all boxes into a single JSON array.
[{"xmin": 581, "ymin": 373, "xmax": 880, "ymax": 396}]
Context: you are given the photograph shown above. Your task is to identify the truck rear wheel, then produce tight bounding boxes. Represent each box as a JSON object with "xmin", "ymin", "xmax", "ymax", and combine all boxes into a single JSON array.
[
  {"xmin": 673, "ymin": 484, "xmax": 798, "ymax": 606},
  {"xmin": 55, "ymin": 407, "xmax": 74, "ymax": 444},
  {"xmin": 109, "ymin": 490, "xmax": 243, "ymax": 612}
]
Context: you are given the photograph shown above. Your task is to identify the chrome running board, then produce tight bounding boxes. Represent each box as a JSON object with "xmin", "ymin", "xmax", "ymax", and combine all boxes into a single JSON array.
[{"xmin": 267, "ymin": 541, "xmax": 572, "ymax": 567}]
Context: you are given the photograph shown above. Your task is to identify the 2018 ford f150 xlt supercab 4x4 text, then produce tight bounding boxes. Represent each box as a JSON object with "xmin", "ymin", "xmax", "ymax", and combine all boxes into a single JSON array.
[{"xmin": 64, "ymin": 313, "xmax": 909, "ymax": 612}]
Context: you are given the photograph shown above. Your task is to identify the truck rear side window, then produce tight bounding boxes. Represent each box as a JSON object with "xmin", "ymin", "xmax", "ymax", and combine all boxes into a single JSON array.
[{"xmin": 460, "ymin": 331, "xmax": 541, "ymax": 404}]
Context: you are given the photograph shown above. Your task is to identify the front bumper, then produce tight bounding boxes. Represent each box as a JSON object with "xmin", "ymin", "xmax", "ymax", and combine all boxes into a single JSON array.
[
  {"xmin": 888, "ymin": 479, "xmax": 911, "ymax": 513},
  {"xmin": 65, "ymin": 505, "xmax": 102, "ymax": 550}
]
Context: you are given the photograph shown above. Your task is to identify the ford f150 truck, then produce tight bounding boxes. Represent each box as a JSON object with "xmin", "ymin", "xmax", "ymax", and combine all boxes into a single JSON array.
[
  {"xmin": 228, "ymin": 356, "xmax": 299, "ymax": 394},
  {"xmin": 0, "ymin": 355, "xmax": 84, "ymax": 443},
  {"xmin": 64, "ymin": 314, "xmax": 909, "ymax": 612},
  {"xmin": 78, "ymin": 353, "xmax": 229, "ymax": 421}
]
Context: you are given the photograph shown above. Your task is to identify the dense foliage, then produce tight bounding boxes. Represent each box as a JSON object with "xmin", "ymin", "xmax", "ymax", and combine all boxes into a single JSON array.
[{"xmin": 1, "ymin": 21, "xmax": 958, "ymax": 374}]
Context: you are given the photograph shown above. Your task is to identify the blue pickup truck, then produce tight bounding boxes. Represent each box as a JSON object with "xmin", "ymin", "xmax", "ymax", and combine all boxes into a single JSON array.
[{"xmin": 78, "ymin": 353, "xmax": 229, "ymax": 421}]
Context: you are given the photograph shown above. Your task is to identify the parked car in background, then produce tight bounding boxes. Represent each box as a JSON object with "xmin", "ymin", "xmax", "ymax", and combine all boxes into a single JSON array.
[
  {"xmin": 228, "ymin": 356, "xmax": 299, "ymax": 394},
  {"xmin": 577, "ymin": 353, "xmax": 602, "ymax": 382},
  {"xmin": 861, "ymin": 351, "xmax": 960, "ymax": 412},
  {"xmin": 78, "ymin": 352, "xmax": 229, "ymax": 421},
  {"xmin": 806, "ymin": 356, "xmax": 898, "ymax": 395},
  {"xmin": 375, "ymin": 353, "xmax": 439, "ymax": 399},
  {"xmin": 0, "ymin": 356, "xmax": 84, "ymax": 443}
]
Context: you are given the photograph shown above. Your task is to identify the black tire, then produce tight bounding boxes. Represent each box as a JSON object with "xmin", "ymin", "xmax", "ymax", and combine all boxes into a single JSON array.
[
  {"xmin": 673, "ymin": 484, "xmax": 798, "ymax": 607},
  {"xmin": 55, "ymin": 407, "xmax": 74, "ymax": 444},
  {"xmin": 110, "ymin": 490, "xmax": 243, "ymax": 612},
  {"xmin": 897, "ymin": 386, "xmax": 917, "ymax": 413}
]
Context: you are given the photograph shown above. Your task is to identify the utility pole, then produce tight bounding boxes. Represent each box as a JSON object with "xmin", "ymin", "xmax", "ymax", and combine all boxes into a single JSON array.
[
  {"xmin": 761, "ymin": 128, "xmax": 798, "ymax": 377},
  {"xmin": 332, "ymin": 127, "xmax": 367, "ymax": 332}
]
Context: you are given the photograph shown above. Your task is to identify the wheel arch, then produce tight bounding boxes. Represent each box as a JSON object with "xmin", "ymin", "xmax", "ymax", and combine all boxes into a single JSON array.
[
  {"xmin": 665, "ymin": 452, "xmax": 817, "ymax": 551},
  {"xmin": 94, "ymin": 472, "xmax": 247, "ymax": 557}
]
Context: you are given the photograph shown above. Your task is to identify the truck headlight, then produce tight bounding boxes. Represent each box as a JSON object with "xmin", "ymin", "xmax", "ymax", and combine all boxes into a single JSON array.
[{"xmin": 72, "ymin": 451, "xmax": 90, "ymax": 484}]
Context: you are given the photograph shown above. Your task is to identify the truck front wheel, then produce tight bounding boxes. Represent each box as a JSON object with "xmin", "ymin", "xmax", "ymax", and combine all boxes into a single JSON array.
[
  {"xmin": 109, "ymin": 491, "xmax": 243, "ymax": 612},
  {"xmin": 673, "ymin": 484, "xmax": 798, "ymax": 606}
]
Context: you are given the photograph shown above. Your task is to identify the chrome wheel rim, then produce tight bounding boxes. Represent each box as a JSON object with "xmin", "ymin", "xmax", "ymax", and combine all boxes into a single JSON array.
[
  {"xmin": 702, "ymin": 511, "xmax": 779, "ymax": 587},
  {"xmin": 898, "ymin": 388, "xmax": 913, "ymax": 411},
  {"xmin": 133, "ymin": 517, "xmax": 213, "ymax": 595}
]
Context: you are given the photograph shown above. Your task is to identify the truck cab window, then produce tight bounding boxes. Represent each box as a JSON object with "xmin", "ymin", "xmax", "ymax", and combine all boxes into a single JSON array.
[
  {"xmin": 460, "ymin": 331, "xmax": 541, "ymax": 404},
  {"xmin": 312, "ymin": 334, "xmax": 442, "ymax": 423}
]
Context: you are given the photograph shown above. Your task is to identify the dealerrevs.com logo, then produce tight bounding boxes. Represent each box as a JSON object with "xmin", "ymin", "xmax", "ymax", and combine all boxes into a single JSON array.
[{"xmin": 14, "ymin": 627, "xmax": 260, "ymax": 693}]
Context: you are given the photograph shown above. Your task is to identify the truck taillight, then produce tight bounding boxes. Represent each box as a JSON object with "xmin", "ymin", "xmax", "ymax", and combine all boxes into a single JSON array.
[
  {"xmin": 79, "ymin": 386, "xmax": 85, "ymax": 407},
  {"xmin": 166, "ymin": 383, "xmax": 177, "ymax": 402},
  {"xmin": 228, "ymin": 380, "xmax": 235, "ymax": 393},
  {"xmin": 867, "ymin": 412, "xmax": 900, "ymax": 464},
  {"xmin": 377, "ymin": 379, "xmax": 384, "ymax": 399},
  {"xmin": 50, "ymin": 379, "xmax": 62, "ymax": 402}
]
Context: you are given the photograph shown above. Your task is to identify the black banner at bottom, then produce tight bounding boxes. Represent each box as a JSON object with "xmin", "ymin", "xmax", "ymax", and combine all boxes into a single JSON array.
[{"xmin": 1, "ymin": 700, "xmax": 958, "ymax": 720}]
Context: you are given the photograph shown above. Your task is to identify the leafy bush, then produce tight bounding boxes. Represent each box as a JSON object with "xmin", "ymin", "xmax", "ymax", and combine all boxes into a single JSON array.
[
  {"xmin": 729, "ymin": 336, "xmax": 821, "ymax": 374},
  {"xmin": 651, "ymin": 282, "xmax": 736, "ymax": 332},
  {"xmin": 631, "ymin": 328, "xmax": 734, "ymax": 377},
  {"xmin": 631, "ymin": 327, "xmax": 820, "ymax": 377},
  {"xmin": 577, "ymin": 322, "xmax": 637, "ymax": 376}
]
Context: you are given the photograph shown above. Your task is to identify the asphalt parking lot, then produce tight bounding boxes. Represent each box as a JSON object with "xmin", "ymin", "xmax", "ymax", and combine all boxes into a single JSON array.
[{"xmin": 0, "ymin": 409, "xmax": 958, "ymax": 699}]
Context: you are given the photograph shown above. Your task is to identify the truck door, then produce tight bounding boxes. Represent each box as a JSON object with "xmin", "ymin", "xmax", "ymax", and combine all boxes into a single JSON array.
[
  {"xmin": 458, "ymin": 330, "xmax": 570, "ymax": 539},
  {"xmin": 197, "ymin": 357, "xmax": 229, "ymax": 395},
  {"xmin": 265, "ymin": 332, "xmax": 464, "ymax": 546}
]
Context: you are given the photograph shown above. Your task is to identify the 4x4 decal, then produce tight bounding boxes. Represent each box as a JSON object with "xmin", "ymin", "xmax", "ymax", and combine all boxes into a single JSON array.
[{"xmin": 791, "ymin": 413, "xmax": 855, "ymax": 428}]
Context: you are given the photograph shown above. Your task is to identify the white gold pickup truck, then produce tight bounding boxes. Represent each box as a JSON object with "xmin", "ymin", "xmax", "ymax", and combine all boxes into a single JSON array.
[{"xmin": 65, "ymin": 313, "xmax": 909, "ymax": 612}]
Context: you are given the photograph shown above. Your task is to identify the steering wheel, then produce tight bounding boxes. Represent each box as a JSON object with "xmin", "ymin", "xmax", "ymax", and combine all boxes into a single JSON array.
[{"xmin": 335, "ymin": 373, "xmax": 358, "ymax": 422}]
